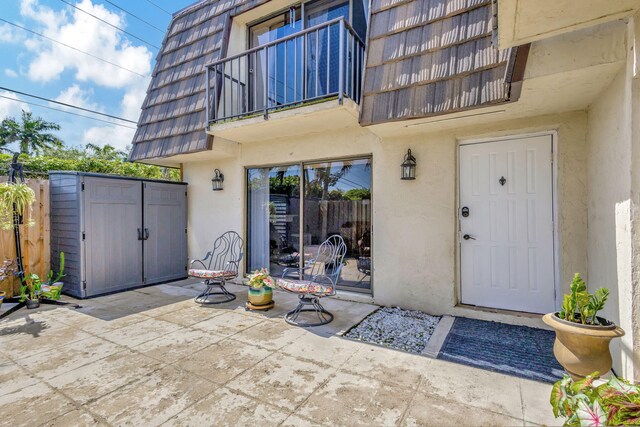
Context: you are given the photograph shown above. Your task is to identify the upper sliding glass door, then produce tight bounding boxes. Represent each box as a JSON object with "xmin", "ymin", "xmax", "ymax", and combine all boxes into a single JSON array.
[
  {"xmin": 249, "ymin": 8, "xmax": 302, "ymax": 111},
  {"xmin": 246, "ymin": 157, "xmax": 372, "ymax": 292}
]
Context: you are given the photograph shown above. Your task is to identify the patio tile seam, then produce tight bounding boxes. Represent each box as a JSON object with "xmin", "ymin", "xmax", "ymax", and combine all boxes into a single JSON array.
[
  {"xmin": 0, "ymin": 356, "xmax": 44, "ymax": 398},
  {"xmin": 154, "ymin": 308, "xmax": 230, "ymax": 327},
  {"xmin": 15, "ymin": 344, "xmax": 132, "ymax": 383},
  {"xmin": 94, "ymin": 322, "xmax": 189, "ymax": 349},
  {"xmin": 335, "ymin": 364, "xmax": 424, "ymax": 392},
  {"xmin": 166, "ymin": 328, "xmax": 277, "ymax": 388},
  {"xmin": 519, "ymin": 377, "xmax": 526, "ymax": 423},
  {"xmin": 35, "ymin": 392, "xmax": 114, "ymax": 427},
  {"xmin": 0, "ymin": 334, "xmax": 97, "ymax": 367},
  {"xmin": 223, "ymin": 333, "xmax": 303, "ymax": 353},
  {"xmin": 286, "ymin": 343, "xmax": 365, "ymax": 422},
  {"xmin": 8, "ymin": 354, "xmax": 115, "ymax": 427},
  {"xmin": 278, "ymin": 412, "xmax": 332, "ymax": 427},
  {"xmin": 417, "ymin": 388, "xmax": 527, "ymax": 423},
  {"xmin": 333, "ymin": 344, "xmax": 428, "ymax": 392},
  {"xmin": 397, "ymin": 374, "xmax": 424, "ymax": 426},
  {"xmin": 74, "ymin": 360, "xmax": 171, "ymax": 407},
  {"xmin": 36, "ymin": 346, "xmax": 135, "ymax": 378},
  {"xmin": 217, "ymin": 384, "xmax": 304, "ymax": 423}
]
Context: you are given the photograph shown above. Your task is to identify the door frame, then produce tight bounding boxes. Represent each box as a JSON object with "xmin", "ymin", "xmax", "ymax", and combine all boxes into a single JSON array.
[{"xmin": 455, "ymin": 130, "xmax": 560, "ymax": 313}]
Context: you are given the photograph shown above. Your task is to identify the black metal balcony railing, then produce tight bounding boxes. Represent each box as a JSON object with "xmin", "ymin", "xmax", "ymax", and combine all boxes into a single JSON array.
[{"xmin": 205, "ymin": 18, "xmax": 365, "ymax": 125}]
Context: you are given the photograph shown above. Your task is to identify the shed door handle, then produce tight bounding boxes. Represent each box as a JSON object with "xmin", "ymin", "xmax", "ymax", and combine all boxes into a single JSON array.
[
  {"xmin": 137, "ymin": 228, "xmax": 143, "ymax": 240},
  {"xmin": 144, "ymin": 228, "xmax": 150, "ymax": 240}
]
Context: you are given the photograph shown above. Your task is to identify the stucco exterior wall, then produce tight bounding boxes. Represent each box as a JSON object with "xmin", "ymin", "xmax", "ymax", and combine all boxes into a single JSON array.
[
  {"xmin": 586, "ymin": 18, "xmax": 639, "ymax": 381},
  {"xmin": 183, "ymin": 111, "xmax": 588, "ymax": 324}
]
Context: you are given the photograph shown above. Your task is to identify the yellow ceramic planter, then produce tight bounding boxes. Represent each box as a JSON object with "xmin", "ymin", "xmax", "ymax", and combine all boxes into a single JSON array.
[
  {"xmin": 248, "ymin": 286, "xmax": 273, "ymax": 306},
  {"xmin": 543, "ymin": 313, "xmax": 625, "ymax": 380}
]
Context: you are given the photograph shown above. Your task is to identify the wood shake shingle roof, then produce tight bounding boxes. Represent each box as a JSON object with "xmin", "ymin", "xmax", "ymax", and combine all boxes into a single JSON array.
[
  {"xmin": 130, "ymin": 0, "xmax": 525, "ymax": 160},
  {"xmin": 130, "ymin": 0, "xmax": 267, "ymax": 161},
  {"xmin": 359, "ymin": 0, "xmax": 519, "ymax": 125}
]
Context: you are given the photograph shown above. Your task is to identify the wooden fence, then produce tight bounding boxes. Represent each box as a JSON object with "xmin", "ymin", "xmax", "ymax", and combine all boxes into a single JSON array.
[{"xmin": 0, "ymin": 179, "xmax": 50, "ymax": 297}]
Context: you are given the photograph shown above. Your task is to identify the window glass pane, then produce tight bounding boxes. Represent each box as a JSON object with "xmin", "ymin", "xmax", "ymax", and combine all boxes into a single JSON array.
[
  {"xmin": 247, "ymin": 165, "xmax": 301, "ymax": 277},
  {"xmin": 303, "ymin": 158, "xmax": 372, "ymax": 291},
  {"xmin": 249, "ymin": 8, "xmax": 303, "ymax": 110}
]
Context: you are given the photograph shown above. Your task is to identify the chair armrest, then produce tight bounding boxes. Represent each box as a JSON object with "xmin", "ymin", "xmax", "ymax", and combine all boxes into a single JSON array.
[
  {"xmin": 190, "ymin": 251, "xmax": 212, "ymax": 269},
  {"xmin": 226, "ymin": 260, "xmax": 240, "ymax": 272},
  {"xmin": 311, "ymin": 274, "xmax": 336, "ymax": 286},
  {"xmin": 281, "ymin": 267, "xmax": 297, "ymax": 279}
]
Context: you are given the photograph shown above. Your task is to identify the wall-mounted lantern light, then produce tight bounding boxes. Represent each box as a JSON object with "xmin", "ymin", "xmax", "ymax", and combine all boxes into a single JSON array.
[
  {"xmin": 211, "ymin": 169, "xmax": 224, "ymax": 191},
  {"xmin": 401, "ymin": 149, "xmax": 416, "ymax": 180}
]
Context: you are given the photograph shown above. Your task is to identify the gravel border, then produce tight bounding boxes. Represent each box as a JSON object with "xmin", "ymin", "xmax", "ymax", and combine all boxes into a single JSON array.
[{"xmin": 344, "ymin": 307, "xmax": 441, "ymax": 353}]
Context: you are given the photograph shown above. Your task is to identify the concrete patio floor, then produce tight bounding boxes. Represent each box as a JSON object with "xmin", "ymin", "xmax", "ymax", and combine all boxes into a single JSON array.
[{"xmin": 0, "ymin": 280, "xmax": 558, "ymax": 426}]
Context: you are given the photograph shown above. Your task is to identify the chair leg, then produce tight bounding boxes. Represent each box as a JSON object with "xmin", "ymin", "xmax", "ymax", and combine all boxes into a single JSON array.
[
  {"xmin": 195, "ymin": 280, "xmax": 236, "ymax": 305},
  {"xmin": 284, "ymin": 295, "xmax": 333, "ymax": 327}
]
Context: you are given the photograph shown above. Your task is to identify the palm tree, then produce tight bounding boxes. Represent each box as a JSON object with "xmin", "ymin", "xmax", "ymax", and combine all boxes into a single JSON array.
[
  {"xmin": 85, "ymin": 143, "xmax": 127, "ymax": 161},
  {"xmin": 0, "ymin": 110, "xmax": 62, "ymax": 155}
]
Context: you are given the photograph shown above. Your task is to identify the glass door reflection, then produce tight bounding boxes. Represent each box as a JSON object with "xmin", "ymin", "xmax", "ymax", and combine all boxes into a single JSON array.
[
  {"xmin": 303, "ymin": 158, "xmax": 372, "ymax": 291},
  {"xmin": 247, "ymin": 165, "xmax": 301, "ymax": 278}
]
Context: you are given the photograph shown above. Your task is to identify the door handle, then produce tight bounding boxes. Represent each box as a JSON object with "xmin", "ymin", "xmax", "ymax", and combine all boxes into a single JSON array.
[
  {"xmin": 463, "ymin": 234, "xmax": 476, "ymax": 240},
  {"xmin": 144, "ymin": 228, "xmax": 150, "ymax": 240},
  {"xmin": 137, "ymin": 228, "xmax": 143, "ymax": 240}
]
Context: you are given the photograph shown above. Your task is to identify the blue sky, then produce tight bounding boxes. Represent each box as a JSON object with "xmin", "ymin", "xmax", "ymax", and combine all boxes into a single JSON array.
[{"xmin": 0, "ymin": 0, "xmax": 195, "ymax": 152}]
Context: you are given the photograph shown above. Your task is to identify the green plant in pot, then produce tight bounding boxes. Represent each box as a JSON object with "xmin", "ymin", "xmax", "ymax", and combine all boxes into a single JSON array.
[
  {"xmin": 543, "ymin": 274, "xmax": 624, "ymax": 380},
  {"xmin": 246, "ymin": 268, "xmax": 274, "ymax": 308},
  {"xmin": 0, "ymin": 182, "xmax": 36, "ymax": 230},
  {"xmin": 41, "ymin": 252, "xmax": 65, "ymax": 300},
  {"xmin": 20, "ymin": 252, "xmax": 65, "ymax": 309},
  {"xmin": 21, "ymin": 273, "xmax": 42, "ymax": 309},
  {"xmin": 550, "ymin": 371, "xmax": 639, "ymax": 426}
]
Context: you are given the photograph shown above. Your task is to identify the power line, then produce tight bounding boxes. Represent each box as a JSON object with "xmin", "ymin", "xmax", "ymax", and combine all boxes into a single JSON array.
[
  {"xmin": 0, "ymin": 19, "xmax": 147, "ymax": 78},
  {"xmin": 144, "ymin": 0, "xmax": 172, "ymax": 16},
  {"xmin": 102, "ymin": 0, "xmax": 165, "ymax": 33},
  {"xmin": 58, "ymin": 0, "xmax": 160, "ymax": 50},
  {"xmin": 0, "ymin": 95, "xmax": 137, "ymax": 129},
  {"xmin": 0, "ymin": 86, "xmax": 138, "ymax": 124}
]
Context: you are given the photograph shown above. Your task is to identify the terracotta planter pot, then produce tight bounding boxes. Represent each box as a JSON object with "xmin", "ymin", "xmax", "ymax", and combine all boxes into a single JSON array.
[
  {"xmin": 248, "ymin": 286, "xmax": 273, "ymax": 306},
  {"xmin": 543, "ymin": 313, "xmax": 625, "ymax": 380}
]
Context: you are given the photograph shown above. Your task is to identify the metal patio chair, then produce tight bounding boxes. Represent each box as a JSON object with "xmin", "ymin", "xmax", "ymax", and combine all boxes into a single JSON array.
[
  {"xmin": 189, "ymin": 231, "xmax": 243, "ymax": 304},
  {"xmin": 276, "ymin": 235, "xmax": 347, "ymax": 327}
]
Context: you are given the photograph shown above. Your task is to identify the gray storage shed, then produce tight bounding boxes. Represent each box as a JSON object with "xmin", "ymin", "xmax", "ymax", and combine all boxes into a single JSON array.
[{"xmin": 49, "ymin": 172, "xmax": 188, "ymax": 298}]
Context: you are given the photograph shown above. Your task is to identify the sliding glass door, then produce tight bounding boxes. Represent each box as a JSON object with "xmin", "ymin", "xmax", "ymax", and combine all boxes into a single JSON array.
[
  {"xmin": 246, "ymin": 157, "xmax": 372, "ymax": 292},
  {"xmin": 247, "ymin": 165, "xmax": 301, "ymax": 278}
]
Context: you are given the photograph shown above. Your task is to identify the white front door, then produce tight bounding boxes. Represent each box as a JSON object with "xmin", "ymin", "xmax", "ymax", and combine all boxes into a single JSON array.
[{"xmin": 459, "ymin": 134, "xmax": 555, "ymax": 314}]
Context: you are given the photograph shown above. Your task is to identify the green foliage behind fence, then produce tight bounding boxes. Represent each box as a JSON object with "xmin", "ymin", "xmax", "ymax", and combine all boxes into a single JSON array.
[{"xmin": 0, "ymin": 154, "xmax": 180, "ymax": 181}]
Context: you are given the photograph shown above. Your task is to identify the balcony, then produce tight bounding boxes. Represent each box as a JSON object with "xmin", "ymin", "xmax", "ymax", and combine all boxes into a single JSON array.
[{"xmin": 205, "ymin": 18, "xmax": 365, "ymax": 128}]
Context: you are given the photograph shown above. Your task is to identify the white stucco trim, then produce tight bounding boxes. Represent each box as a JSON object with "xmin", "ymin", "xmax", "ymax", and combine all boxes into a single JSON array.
[{"xmin": 455, "ymin": 130, "xmax": 560, "ymax": 314}]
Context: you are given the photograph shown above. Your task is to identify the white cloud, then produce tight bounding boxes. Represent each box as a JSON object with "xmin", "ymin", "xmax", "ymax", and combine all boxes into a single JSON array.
[
  {"xmin": 17, "ymin": 0, "xmax": 155, "ymax": 151},
  {"xmin": 82, "ymin": 124, "xmax": 135, "ymax": 150},
  {"xmin": 54, "ymin": 84, "xmax": 102, "ymax": 112},
  {"xmin": 4, "ymin": 69, "xmax": 18, "ymax": 78},
  {"xmin": 23, "ymin": 0, "xmax": 152, "ymax": 88},
  {"xmin": 0, "ymin": 23, "xmax": 25, "ymax": 44},
  {"xmin": 0, "ymin": 92, "xmax": 30, "ymax": 119},
  {"xmin": 120, "ymin": 78, "xmax": 149, "ymax": 122}
]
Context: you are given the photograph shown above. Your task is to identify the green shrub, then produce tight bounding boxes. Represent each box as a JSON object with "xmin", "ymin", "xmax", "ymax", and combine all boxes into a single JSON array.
[{"xmin": 0, "ymin": 154, "xmax": 179, "ymax": 181}]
